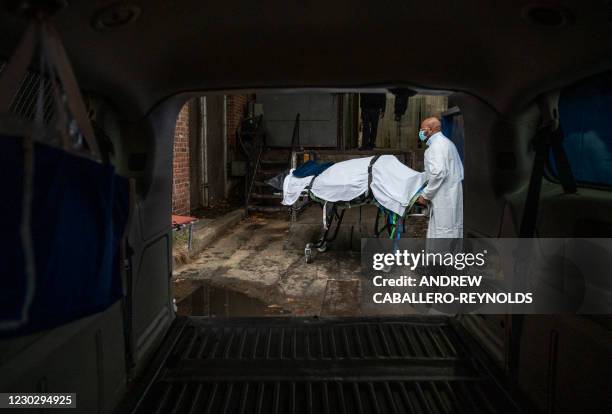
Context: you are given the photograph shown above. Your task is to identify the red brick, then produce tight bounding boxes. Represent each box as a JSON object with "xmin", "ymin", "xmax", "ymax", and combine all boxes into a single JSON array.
[
  {"xmin": 172, "ymin": 102, "xmax": 191, "ymax": 215},
  {"xmin": 226, "ymin": 95, "xmax": 250, "ymax": 149}
]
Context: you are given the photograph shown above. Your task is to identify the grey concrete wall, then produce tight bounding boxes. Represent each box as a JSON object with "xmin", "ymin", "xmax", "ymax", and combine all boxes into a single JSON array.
[{"xmin": 257, "ymin": 93, "xmax": 339, "ymax": 148}]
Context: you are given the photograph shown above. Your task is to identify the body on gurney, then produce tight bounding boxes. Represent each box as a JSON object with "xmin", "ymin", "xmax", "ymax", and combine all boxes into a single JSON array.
[{"xmin": 281, "ymin": 155, "xmax": 427, "ymax": 263}]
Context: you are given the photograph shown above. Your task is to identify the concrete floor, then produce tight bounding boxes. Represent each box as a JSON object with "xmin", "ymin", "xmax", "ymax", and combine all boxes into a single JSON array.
[{"xmin": 173, "ymin": 205, "xmax": 428, "ymax": 317}]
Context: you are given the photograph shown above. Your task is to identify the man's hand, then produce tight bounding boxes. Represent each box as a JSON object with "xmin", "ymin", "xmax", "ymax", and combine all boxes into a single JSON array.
[
  {"xmin": 380, "ymin": 112, "xmax": 385, "ymax": 119},
  {"xmin": 416, "ymin": 195, "xmax": 428, "ymax": 205}
]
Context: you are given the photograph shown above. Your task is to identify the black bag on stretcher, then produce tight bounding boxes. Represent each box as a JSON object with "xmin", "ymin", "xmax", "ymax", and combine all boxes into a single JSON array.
[{"xmin": 0, "ymin": 19, "xmax": 129, "ymax": 336}]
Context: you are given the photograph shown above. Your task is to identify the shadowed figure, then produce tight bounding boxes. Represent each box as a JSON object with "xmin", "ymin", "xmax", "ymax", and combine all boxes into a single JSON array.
[{"xmin": 360, "ymin": 93, "xmax": 386, "ymax": 149}]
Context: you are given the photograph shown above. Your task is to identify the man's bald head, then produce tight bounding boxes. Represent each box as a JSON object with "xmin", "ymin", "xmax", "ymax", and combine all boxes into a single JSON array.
[
  {"xmin": 421, "ymin": 117, "xmax": 441, "ymax": 132},
  {"xmin": 419, "ymin": 117, "xmax": 441, "ymax": 142}
]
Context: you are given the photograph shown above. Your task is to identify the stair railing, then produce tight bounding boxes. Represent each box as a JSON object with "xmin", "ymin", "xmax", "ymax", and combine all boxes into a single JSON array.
[
  {"xmin": 243, "ymin": 115, "xmax": 265, "ymax": 217},
  {"xmin": 289, "ymin": 113, "xmax": 300, "ymax": 165}
]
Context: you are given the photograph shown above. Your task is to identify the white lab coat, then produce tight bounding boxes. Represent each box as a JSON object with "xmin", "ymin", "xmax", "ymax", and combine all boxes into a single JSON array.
[{"xmin": 422, "ymin": 132, "xmax": 464, "ymax": 238}]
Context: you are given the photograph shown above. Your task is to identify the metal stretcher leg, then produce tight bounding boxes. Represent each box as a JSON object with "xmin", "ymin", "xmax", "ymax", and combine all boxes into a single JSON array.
[
  {"xmin": 374, "ymin": 208, "xmax": 393, "ymax": 237},
  {"xmin": 305, "ymin": 205, "xmax": 345, "ymax": 263}
]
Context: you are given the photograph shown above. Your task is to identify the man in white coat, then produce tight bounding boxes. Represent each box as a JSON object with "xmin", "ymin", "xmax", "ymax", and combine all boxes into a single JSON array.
[{"xmin": 416, "ymin": 117, "xmax": 464, "ymax": 238}]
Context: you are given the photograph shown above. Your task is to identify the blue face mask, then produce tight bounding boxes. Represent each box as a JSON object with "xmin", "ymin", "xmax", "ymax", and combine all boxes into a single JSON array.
[{"xmin": 418, "ymin": 129, "xmax": 428, "ymax": 141}]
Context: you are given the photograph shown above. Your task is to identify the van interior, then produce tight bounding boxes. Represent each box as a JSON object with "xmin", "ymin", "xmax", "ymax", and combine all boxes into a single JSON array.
[{"xmin": 0, "ymin": 1, "xmax": 611, "ymax": 413}]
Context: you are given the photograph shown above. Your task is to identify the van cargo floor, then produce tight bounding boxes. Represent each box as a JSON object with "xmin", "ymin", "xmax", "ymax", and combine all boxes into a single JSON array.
[{"xmin": 120, "ymin": 316, "xmax": 523, "ymax": 414}]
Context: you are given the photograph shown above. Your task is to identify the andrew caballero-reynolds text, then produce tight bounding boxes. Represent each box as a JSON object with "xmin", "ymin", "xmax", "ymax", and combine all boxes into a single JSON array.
[{"xmin": 369, "ymin": 250, "xmax": 533, "ymax": 305}]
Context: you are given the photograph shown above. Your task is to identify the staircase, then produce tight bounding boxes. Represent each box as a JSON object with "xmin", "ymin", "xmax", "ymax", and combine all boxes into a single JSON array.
[
  {"xmin": 239, "ymin": 115, "xmax": 295, "ymax": 215},
  {"xmin": 246, "ymin": 149, "xmax": 290, "ymax": 214},
  {"xmin": 241, "ymin": 114, "xmax": 308, "ymax": 215}
]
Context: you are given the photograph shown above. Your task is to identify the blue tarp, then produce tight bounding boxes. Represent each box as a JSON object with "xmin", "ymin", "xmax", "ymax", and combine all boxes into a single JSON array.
[
  {"xmin": 551, "ymin": 71, "xmax": 612, "ymax": 186},
  {"xmin": 292, "ymin": 160, "xmax": 333, "ymax": 178},
  {"xmin": 1, "ymin": 137, "xmax": 128, "ymax": 336},
  {"xmin": 441, "ymin": 110, "xmax": 465, "ymax": 163}
]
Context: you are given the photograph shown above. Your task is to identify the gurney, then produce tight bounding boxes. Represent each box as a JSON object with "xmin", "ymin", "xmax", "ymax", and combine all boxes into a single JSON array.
[{"xmin": 281, "ymin": 155, "xmax": 427, "ymax": 263}]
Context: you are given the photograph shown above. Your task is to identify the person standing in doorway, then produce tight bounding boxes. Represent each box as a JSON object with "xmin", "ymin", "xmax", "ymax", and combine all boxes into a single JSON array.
[
  {"xmin": 416, "ymin": 117, "xmax": 464, "ymax": 238},
  {"xmin": 359, "ymin": 93, "xmax": 386, "ymax": 150}
]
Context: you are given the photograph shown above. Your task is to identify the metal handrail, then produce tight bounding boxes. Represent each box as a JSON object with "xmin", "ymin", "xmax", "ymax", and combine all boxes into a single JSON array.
[
  {"xmin": 244, "ymin": 142, "xmax": 263, "ymax": 217},
  {"xmin": 242, "ymin": 115, "xmax": 265, "ymax": 216},
  {"xmin": 288, "ymin": 113, "xmax": 300, "ymax": 164}
]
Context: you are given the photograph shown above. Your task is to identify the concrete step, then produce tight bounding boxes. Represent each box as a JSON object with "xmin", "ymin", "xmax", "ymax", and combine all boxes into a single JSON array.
[
  {"xmin": 253, "ymin": 180, "xmax": 282, "ymax": 188},
  {"xmin": 260, "ymin": 148, "xmax": 291, "ymax": 159},
  {"xmin": 250, "ymin": 193, "xmax": 282, "ymax": 200},
  {"xmin": 257, "ymin": 169, "xmax": 285, "ymax": 177},
  {"xmin": 259, "ymin": 159, "xmax": 289, "ymax": 165},
  {"xmin": 247, "ymin": 205, "xmax": 287, "ymax": 213},
  {"xmin": 172, "ymin": 209, "xmax": 244, "ymax": 271}
]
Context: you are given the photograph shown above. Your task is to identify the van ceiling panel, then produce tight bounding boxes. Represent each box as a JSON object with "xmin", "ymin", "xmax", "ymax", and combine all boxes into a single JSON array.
[{"xmin": 1, "ymin": 1, "xmax": 612, "ymax": 118}]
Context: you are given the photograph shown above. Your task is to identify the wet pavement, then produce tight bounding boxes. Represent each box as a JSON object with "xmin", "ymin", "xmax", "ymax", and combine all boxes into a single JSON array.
[{"xmin": 172, "ymin": 206, "xmax": 428, "ymax": 317}]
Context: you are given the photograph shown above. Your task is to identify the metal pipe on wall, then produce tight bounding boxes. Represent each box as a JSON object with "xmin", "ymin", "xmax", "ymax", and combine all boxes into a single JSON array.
[
  {"xmin": 199, "ymin": 96, "xmax": 209, "ymax": 207},
  {"xmin": 222, "ymin": 95, "xmax": 228, "ymax": 198}
]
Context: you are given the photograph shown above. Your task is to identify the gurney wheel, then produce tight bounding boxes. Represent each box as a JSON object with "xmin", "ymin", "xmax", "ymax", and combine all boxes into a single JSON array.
[
  {"xmin": 305, "ymin": 244, "xmax": 313, "ymax": 263},
  {"xmin": 317, "ymin": 242, "xmax": 328, "ymax": 253}
]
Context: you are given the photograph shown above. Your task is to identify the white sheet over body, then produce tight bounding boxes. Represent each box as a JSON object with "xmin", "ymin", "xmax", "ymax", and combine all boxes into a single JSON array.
[
  {"xmin": 282, "ymin": 170, "xmax": 313, "ymax": 206},
  {"xmin": 370, "ymin": 155, "xmax": 425, "ymax": 216},
  {"xmin": 282, "ymin": 155, "xmax": 425, "ymax": 216}
]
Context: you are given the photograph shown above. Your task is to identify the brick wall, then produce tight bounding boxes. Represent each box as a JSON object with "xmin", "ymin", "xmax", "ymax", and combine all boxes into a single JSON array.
[
  {"xmin": 226, "ymin": 95, "xmax": 249, "ymax": 150},
  {"xmin": 172, "ymin": 102, "xmax": 191, "ymax": 215},
  {"xmin": 172, "ymin": 95, "xmax": 250, "ymax": 215}
]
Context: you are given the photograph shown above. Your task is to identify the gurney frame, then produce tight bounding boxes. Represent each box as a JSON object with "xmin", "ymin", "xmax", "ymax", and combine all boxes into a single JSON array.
[
  {"xmin": 289, "ymin": 153, "xmax": 426, "ymax": 263},
  {"xmin": 301, "ymin": 190, "xmax": 423, "ymax": 263},
  {"xmin": 303, "ymin": 203, "xmax": 346, "ymax": 263}
]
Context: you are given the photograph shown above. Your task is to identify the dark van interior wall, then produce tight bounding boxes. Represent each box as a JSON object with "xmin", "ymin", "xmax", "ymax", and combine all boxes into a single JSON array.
[
  {"xmin": 454, "ymin": 88, "xmax": 612, "ymax": 414},
  {"xmin": 124, "ymin": 97, "xmax": 187, "ymax": 372},
  {"xmin": 449, "ymin": 92, "xmax": 504, "ymax": 237},
  {"xmin": 0, "ymin": 93, "xmax": 182, "ymax": 414}
]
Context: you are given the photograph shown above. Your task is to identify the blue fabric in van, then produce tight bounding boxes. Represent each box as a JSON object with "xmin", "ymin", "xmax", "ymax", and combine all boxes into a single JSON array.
[
  {"xmin": 0, "ymin": 136, "xmax": 128, "ymax": 336},
  {"xmin": 551, "ymin": 71, "xmax": 612, "ymax": 186}
]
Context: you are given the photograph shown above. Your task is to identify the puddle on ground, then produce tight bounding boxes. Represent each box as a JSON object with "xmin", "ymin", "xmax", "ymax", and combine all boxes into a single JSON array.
[{"xmin": 174, "ymin": 279, "xmax": 290, "ymax": 317}]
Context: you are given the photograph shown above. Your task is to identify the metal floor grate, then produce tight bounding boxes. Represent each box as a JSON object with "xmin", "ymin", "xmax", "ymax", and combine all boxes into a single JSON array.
[
  {"xmin": 173, "ymin": 321, "xmax": 460, "ymax": 361},
  {"xmin": 123, "ymin": 317, "xmax": 522, "ymax": 414},
  {"xmin": 141, "ymin": 379, "xmax": 507, "ymax": 414}
]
